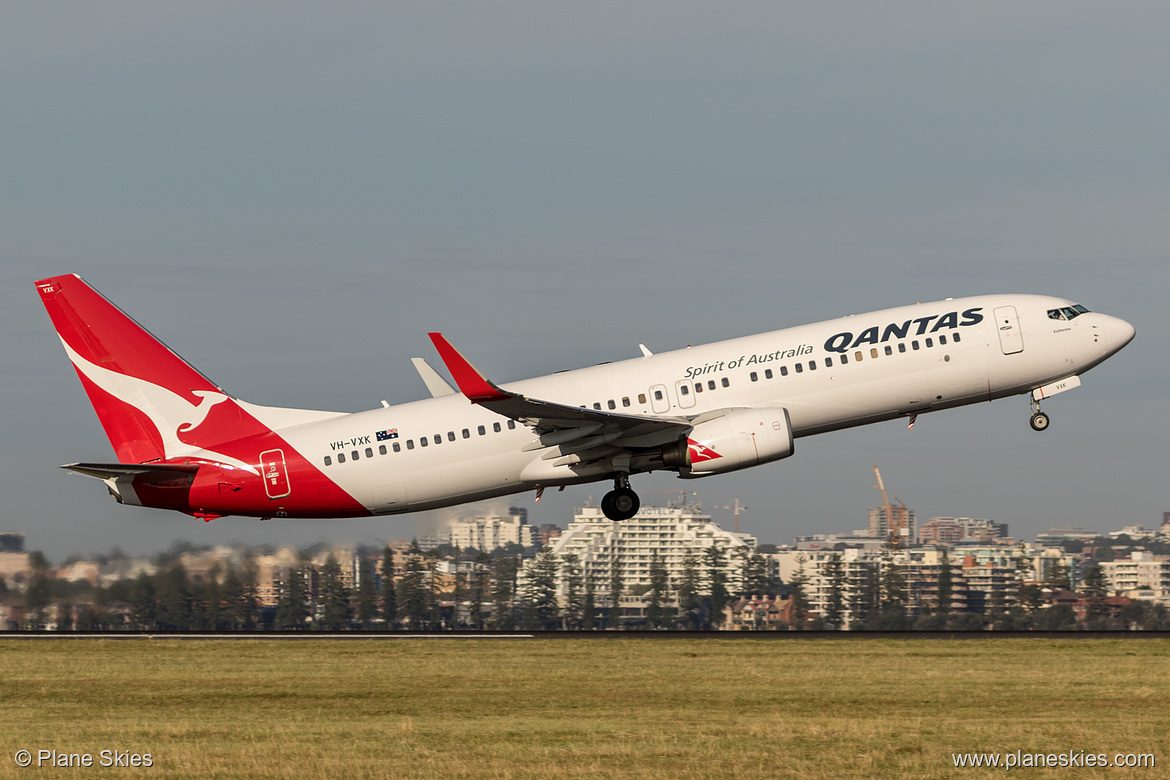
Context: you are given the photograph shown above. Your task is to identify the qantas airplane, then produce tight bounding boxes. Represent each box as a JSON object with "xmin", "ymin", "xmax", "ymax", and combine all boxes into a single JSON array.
[{"xmin": 36, "ymin": 274, "xmax": 1134, "ymax": 523}]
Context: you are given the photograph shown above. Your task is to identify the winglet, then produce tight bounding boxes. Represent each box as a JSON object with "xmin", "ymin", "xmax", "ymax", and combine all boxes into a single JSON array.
[{"xmin": 427, "ymin": 333, "xmax": 513, "ymax": 403}]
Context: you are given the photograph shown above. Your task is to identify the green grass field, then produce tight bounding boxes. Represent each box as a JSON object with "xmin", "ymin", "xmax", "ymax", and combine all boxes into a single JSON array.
[{"xmin": 1, "ymin": 637, "xmax": 1167, "ymax": 779}]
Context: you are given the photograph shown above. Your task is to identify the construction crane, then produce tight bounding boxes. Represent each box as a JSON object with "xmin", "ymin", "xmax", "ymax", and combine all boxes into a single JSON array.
[
  {"xmin": 872, "ymin": 466, "xmax": 910, "ymax": 546},
  {"xmin": 715, "ymin": 499, "xmax": 748, "ymax": 534}
]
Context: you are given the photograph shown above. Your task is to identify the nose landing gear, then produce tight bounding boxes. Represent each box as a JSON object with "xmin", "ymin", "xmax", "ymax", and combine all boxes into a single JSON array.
[
  {"xmin": 1029, "ymin": 398, "xmax": 1050, "ymax": 432},
  {"xmin": 601, "ymin": 474, "xmax": 640, "ymax": 521}
]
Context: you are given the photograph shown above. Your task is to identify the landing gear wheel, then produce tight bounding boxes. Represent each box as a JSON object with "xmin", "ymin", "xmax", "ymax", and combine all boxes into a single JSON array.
[
  {"xmin": 1029, "ymin": 412, "xmax": 1050, "ymax": 432},
  {"xmin": 601, "ymin": 487, "xmax": 640, "ymax": 521}
]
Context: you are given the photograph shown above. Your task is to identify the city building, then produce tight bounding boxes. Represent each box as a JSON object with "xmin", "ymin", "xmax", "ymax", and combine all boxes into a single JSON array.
[
  {"xmin": 534, "ymin": 500, "xmax": 758, "ymax": 615},
  {"xmin": 1099, "ymin": 552, "xmax": 1170, "ymax": 603},
  {"xmin": 445, "ymin": 513, "xmax": 534, "ymax": 551},
  {"xmin": 793, "ymin": 533, "xmax": 886, "ymax": 552},
  {"xmin": 1035, "ymin": 526, "xmax": 1101, "ymax": 547},
  {"xmin": 867, "ymin": 505, "xmax": 917, "ymax": 543},
  {"xmin": 919, "ymin": 517, "xmax": 1009, "ymax": 545},
  {"xmin": 0, "ymin": 532, "xmax": 25, "ymax": 553}
]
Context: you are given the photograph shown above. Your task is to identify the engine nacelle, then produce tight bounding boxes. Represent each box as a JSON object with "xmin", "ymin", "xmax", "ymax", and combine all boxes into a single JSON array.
[{"xmin": 665, "ymin": 408, "xmax": 794, "ymax": 477}]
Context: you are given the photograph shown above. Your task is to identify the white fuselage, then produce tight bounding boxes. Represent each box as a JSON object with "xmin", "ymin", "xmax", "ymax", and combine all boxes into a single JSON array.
[{"xmin": 275, "ymin": 294, "xmax": 1134, "ymax": 514}]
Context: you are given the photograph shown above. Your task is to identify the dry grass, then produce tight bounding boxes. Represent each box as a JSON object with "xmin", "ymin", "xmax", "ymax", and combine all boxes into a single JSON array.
[{"xmin": 1, "ymin": 637, "xmax": 1168, "ymax": 779}]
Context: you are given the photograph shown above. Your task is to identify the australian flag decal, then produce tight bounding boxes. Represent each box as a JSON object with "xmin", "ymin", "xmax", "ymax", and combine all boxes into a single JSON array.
[{"xmin": 376, "ymin": 429, "xmax": 399, "ymax": 441}]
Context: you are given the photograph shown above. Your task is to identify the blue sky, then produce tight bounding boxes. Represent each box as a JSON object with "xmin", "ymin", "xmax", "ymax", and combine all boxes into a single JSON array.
[{"xmin": 3, "ymin": 3, "xmax": 1166, "ymax": 560}]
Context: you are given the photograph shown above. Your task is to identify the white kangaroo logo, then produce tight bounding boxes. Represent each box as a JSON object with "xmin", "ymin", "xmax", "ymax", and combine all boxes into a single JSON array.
[{"xmin": 60, "ymin": 337, "xmax": 259, "ymax": 474}]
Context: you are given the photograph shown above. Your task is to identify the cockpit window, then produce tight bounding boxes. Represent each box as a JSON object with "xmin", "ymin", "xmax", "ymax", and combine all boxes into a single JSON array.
[{"xmin": 1048, "ymin": 304, "xmax": 1091, "ymax": 321}]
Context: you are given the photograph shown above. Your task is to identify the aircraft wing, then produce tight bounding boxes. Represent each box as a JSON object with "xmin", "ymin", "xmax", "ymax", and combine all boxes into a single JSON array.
[{"xmin": 428, "ymin": 333, "xmax": 690, "ymax": 440}]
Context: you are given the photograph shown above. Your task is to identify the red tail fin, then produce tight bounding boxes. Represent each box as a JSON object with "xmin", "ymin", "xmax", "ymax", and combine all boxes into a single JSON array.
[{"xmin": 36, "ymin": 275, "xmax": 239, "ymax": 463}]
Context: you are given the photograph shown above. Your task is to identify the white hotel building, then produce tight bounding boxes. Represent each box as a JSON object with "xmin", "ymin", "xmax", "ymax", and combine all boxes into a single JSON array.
[{"xmin": 540, "ymin": 501, "xmax": 757, "ymax": 600}]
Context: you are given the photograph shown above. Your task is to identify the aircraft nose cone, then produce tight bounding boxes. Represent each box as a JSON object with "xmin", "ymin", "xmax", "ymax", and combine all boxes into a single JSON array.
[{"xmin": 1105, "ymin": 316, "xmax": 1136, "ymax": 352}]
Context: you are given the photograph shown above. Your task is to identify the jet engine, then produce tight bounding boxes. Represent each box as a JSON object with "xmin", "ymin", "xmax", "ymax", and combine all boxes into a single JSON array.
[{"xmin": 663, "ymin": 407, "xmax": 794, "ymax": 477}]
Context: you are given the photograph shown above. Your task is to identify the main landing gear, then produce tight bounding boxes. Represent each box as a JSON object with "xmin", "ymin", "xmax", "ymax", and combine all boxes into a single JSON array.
[
  {"xmin": 1029, "ymin": 397, "xmax": 1050, "ymax": 432},
  {"xmin": 601, "ymin": 474, "xmax": 640, "ymax": 521}
]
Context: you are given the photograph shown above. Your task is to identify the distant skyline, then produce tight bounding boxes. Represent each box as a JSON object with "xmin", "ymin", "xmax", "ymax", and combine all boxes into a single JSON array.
[{"xmin": 3, "ymin": 3, "xmax": 1166, "ymax": 560}]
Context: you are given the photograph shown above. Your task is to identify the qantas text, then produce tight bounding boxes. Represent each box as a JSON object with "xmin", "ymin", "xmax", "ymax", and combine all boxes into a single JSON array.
[{"xmin": 823, "ymin": 308, "xmax": 983, "ymax": 353}]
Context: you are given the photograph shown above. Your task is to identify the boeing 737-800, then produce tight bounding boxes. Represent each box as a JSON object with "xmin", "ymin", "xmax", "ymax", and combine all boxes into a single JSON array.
[{"xmin": 36, "ymin": 275, "xmax": 1134, "ymax": 522}]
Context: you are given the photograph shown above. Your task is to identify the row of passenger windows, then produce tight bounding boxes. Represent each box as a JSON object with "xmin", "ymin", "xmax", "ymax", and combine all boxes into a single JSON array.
[
  {"xmin": 324, "ymin": 420, "xmax": 517, "ymax": 466},
  {"xmin": 587, "ymin": 375, "xmax": 735, "ymax": 412},
  {"xmin": 747, "ymin": 332, "xmax": 960, "ymax": 382},
  {"xmin": 678, "ymin": 377, "xmax": 731, "ymax": 398},
  {"xmin": 577, "ymin": 332, "xmax": 962, "ymax": 413}
]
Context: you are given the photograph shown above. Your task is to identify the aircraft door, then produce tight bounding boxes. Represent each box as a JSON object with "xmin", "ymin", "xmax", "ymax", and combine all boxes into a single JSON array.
[
  {"xmin": 260, "ymin": 449, "xmax": 291, "ymax": 499},
  {"xmin": 993, "ymin": 306, "xmax": 1024, "ymax": 355},
  {"xmin": 649, "ymin": 384, "xmax": 670, "ymax": 413},
  {"xmin": 674, "ymin": 380, "xmax": 696, "ymax": 409}
]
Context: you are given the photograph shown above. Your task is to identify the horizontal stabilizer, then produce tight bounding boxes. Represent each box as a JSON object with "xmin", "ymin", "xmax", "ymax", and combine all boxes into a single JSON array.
[{"xmin": 62, "ymin": 462, "xmax": 201, "ymax": 480}]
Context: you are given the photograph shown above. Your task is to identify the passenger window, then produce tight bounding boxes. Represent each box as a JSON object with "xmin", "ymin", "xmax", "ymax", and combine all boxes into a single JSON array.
[
  {"xmin": 925, "ymin": 338, "xmax": 934, "ymax": 348},
  {"xmin": 780, "ymin": 366, "xmax": 788, "ymax": 376},
  {"xmin": 824, "ymin": 358, "xmax": 832, "ymax": 368},
  {"xmin": 840, "ymin": 354, "xmax": 848, "ymax": 364},
  {"xmin": 351, "ymin": 450, "xmax": 359, "ymax": 460},
  {"xmin": 420, "ymin": 438, "xmax": 428, "ymax": 447},
  {"xmin": 435, "ymin": 434, "xmax": 442, "ymax": 444},
  {"xmin": 721, "ymin": 377, "xmax": 729, "ymax": 387},
  {"xmin": 912, "ymin": 341, "xmax": 920, "ymax": 350},
  {"xmin": 593, "ymin": 402, "xmax": 601, "ymax": 410},
  {"xmin": 794, "ymin": 363, "xmax": 803, "ymax": 374},
  {"xmin": 365, "ymin": 447, "xmax": 373, "ymax": 458},
  {"xmin": 939, "ymin": 335, "xmax": 947, "ymax": 345},
  {"xmin": 462, "ymin": 428, "xmax": 470, "ymax": 439},
  {"xmin": 750, "ymin": 371, "xmax": 758, "ymax": 382},
  {"xmin": 855, "ymin": 351, "xmax": 863, "ymax": 361},
  {"xmin": 808, "ymin": 361, "xmax": 817, "ymax": 371},
  {"xmin": 884, "ymin": 345, "xmax": 893, "ymax": 356},
  {"xmin": 337, "ymin": 453, "xmax": 346, "ymax": 463},
  {"xmin": 607, "ymin": 400, "xmax": 616, "ymax": 410},
  {"xmin": 953, "ymin": 332, "xmax": 961, "ymax": 343},
  {"xmin": 478, "ymin": 425, "xmax": 486, "ymax": 435},
  {"xmin": 680, "ymin": 385, "xmax": 690, "ymax": 396},
  {"xmin": 493, "ymin": 422, "xmax": 501, "ymax": 433},
  {"xmin": 654, "ymin": 390, "xmax": 664, "ymax": 401},
  {"xmin": 446, "ymin": 431, "xmax": 454, "ymax": 442},
  {"xmin": 898, "ymin": 343, "xmax": 907, "ymax": 353},
  {"xmin": 638, "ymin": 393, "xmax": 647, "ymax": 404},
  {"xmin": 324, "ymin": 456, "xmax": 332, "ymax": 466},
  {"xmin": 694, "ymin": 383, "xmax": 703, "ymax": 393},
  {"xmin": 507, "ymin": 420, "xmax": 515, "ymax": 429},
  {"xmin": 707, "ymin": 380, "xmax": 716, "ymax": 391},
  {"xmin": 393, "ymin": 442, "xmax": 401, "ymax": 452},
  {"xmin": 407, "ymin": 440, "xmax": 415, "ymax": 450},
  {"xmin": 765, "ymin": 369, "xmax": 773, "ymax": 379},
  {"xmin": 622, "ymin": 397, "xmax": 631, "ymax": 407},
  {"xmin": 378, "ymin": 445, "xmax": 387, "ymax": 455},
  {"xmin": 870, "ymin": 348, "xmax": 878, "ymax": 359}
]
